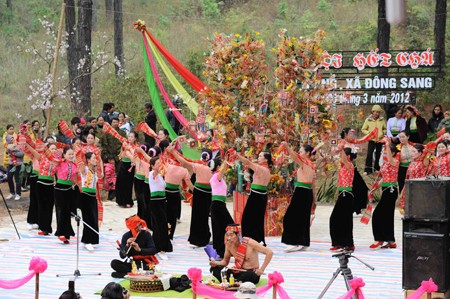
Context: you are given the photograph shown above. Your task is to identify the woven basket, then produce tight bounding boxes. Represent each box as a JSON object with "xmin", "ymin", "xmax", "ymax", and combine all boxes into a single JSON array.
[{"xmin": 128, "ymin": 276, "xmax": 163, "ymax": 293}]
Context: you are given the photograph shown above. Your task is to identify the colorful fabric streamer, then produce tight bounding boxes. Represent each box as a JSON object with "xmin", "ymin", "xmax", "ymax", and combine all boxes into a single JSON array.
[
  {"xmin": 0, "ymin": 257, "xmax": 47, "ymax": 289},
  {"xmin": 255, "ymin": 271, "xmax": 291, "ymax": 299},
  {"xmin": 337, "ymin": 277, "xmax": 366, "ymax": 299},
  {"xmin": 347, "ymin": 127, "xmax": 379, "ymax": 144},
  {"xmin": 361, "ymin": 171, "xmax": 383, "ymax": 224},
  {"xmin": 406, "ymin": 278, "xmax": 438, "ymax": 299}
]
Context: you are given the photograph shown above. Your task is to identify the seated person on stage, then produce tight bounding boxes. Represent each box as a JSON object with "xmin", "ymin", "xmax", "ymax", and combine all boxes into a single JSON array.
[
  {"xmin": 111, "ymin": 215, "xmax": 157, "ymax": 278},
  {"xmin": 209, "ymin": 224, "xmax": 273, "ymax": 284}
]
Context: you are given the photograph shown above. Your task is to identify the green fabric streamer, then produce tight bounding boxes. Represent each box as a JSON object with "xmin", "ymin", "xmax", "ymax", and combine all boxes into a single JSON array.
[
  {"xmin": 142, "ymin": 42, "xmax": 200, "ymax": 160},
  {"xmin": 148, "ymin": 36, "xmax": 214, "ymax": 126}
]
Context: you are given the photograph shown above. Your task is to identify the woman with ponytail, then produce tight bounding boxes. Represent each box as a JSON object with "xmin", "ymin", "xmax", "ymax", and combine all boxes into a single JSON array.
[
  {"xmin": 168, "ymin": 147, "xmax": 213, "ymax": 248},
  {"xmin": 236, "ymin": 150, "xmax": 272, "ymax": 246}
]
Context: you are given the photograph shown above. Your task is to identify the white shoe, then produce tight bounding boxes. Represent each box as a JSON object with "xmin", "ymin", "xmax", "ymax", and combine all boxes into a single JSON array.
[
  {"xmin": 14, "ymin": 194, "xmax": 21, "ymax": 201},
  {"xmin": 158, "ymin": 252, "xmax": 168, "ymax": 260},
  {"xmin": 31, "ymin": 224, "xmax": 39, "ymax": 229},
  {"xmin": 27, "ymin": 223, "xmax": 33, "ymax": 230},
  {"xmin": 284, "ymin": 245, "xmax": 303, "ymax": 253},
  {"xmin": 85, "ymin": 243, "xmax": 94, "ymax": 251},
  {"xmin": 6, "ymin": 194, "xmax": 14, "ymax": 200}
]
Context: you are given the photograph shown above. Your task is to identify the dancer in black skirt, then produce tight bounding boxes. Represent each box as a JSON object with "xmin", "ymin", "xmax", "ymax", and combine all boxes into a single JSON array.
[
  {"xmin": 76, "ymin": 151, "xmax": 101, "ymax": 251},
  {"xmin": 280, "ymin": 142, "xmax": 315, "ymax": 252},
  {"xmin": 168, "ymin": 147, "xmax": 213, "ymax": 248},
  {"xmin": 209, "ymin": 157, "xmax": 234, "ymax": 257},
  {"xmin": 116, "ymin": 132, "xmax": 138, "ymax": 208},
  {"xmin": 370, "ymin": 139, "xmax": 399, "ymax": 249},
  {"xmin": 236, "ymin": 151, "xmax": 272, "ymax": 246},
  {"xmin": 26, "ymin": 142, "xmax": 58, "ymax": 236},
  {"xmin": 330, "ymin": 145, "xmax": 355, "ymax": 251},
  {"xmin": 26, "ymin": 156, "xmax": 39, "ymax": 230},
  {"xmin": 54, "ymin": 146, "xmax": 78, "ymax": 244},
  {"xmin": 341, "ymin": 128, "xmax": 368, "ymax": 215},
  {"xmin": 148, "ymin": 157, "xmax": 172, "ymax": 259}
]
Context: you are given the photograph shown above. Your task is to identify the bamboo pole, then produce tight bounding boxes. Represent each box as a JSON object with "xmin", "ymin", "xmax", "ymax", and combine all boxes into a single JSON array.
[
  {"xmin": 272, "ymin": 284, "xmax": 276, "ymax": 299},
  {"xmin": 35, "ymin": 273, "xmax": 39, "ymax": 299},
  {"xmin": 44, "ymin": 2, "xmax": 66, "ymax": 139}
]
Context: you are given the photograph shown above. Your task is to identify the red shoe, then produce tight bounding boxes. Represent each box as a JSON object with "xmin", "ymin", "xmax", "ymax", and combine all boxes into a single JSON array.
[
  {"xmin": 344, "ymin": 246, "xmax": 355, "ymax": 252},
  {"xmin": 58, "ymin": 236, "xmax": 70, "ymax": 244},
  {"xmin": 329, "ymin": 246, "xmax": 341, "ymax": 251},
  {"xmin": 369, "ymin": 241, "xmax": 383, "ymax": 249},
  {"xmin": 381, "ymin": 242, "xmax": 397, "ymax": 249},
  {"xmin": 38, "ymin": 231, "xmax": 49, "ymax": 236}
]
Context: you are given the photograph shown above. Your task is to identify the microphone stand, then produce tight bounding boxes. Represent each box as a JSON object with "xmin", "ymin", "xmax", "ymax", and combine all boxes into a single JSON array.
[{"xmin": 56, "ymin": 212, "xmax": 101, "ymax": 282}]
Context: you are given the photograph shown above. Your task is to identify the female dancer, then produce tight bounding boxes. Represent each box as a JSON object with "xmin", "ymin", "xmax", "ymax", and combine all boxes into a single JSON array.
[
  {"xmin": 169, "ymin": 148, "xmax": 213, "ymax": 247},
  {"xmin": 26, "ymin": 142, "xmax": 58, "ymax": 235},
  {"xmin": 26, "ymin": 145, "xmax": 40, "ymax": 230},
  {"xmin": 341, "ymin": 128, "xmax": 368, "ymax": 215},
  {"xmin": 116, "ymin": 132, "xmax": 138, "ymax": 208},
  {"xmin": 435, "ymin": 140, "xmax": 450, "ymax": 177},
  {"xmin": 397, "ymin": 131, "xmax": 415, "ymax": 193},
  {"xmin": 236, "ymin": 150, "xmax": 272, "ymax": 246},
  {"xmin": 405, "ymin": 105, "xmax": 428, "ymax": 144},
  {"xmin": 330, "ymin": 144, "xmax": 355, "ymax": 251},
  {"xmin": 280, "ymin": 142, "xmax": 315, "ymax": 252},
  {"xmin": 148, "ymin": 156, "xmax": 172, "ymax": 259},
  {"xmin": 53, "ymin": 147, "xmax": 78, "ymax": 244},
  {"xmin": 77, "ymin": 151, "xmax": 101, "ymax": 251},
  {"xmin": 370, "ymin": 138, "xmax": 400, "ymax": 249},
  {"xmin": 209, "ymin": 157, "xmax": 234, "ymax": 257}
]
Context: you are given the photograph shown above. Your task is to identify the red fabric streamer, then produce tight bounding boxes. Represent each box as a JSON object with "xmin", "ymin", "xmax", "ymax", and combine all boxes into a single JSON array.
[
  {"xmin": 58, "ymin": 120, "xmax": 76, "ymax": 139},
  {"xmin": 347, "ymin": 127, "xmax": 379, "ymax": 144},
  {"xmin": 135, "ymin": 121, "xmax": 158, "ymax": 138},
  {"xmin": 102, "ymin": 122, "xmax": 127, "ymax": 143}
]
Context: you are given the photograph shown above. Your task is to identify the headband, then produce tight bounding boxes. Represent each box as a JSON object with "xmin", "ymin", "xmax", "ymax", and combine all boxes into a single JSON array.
[
  {"xmin": 201, "ymin": 151, "xmax": 211, "ymax": 161},
  {"xmin": 226, "ymin": 225, "xmax": 241, "ymax": 233},
  {"xmin": 125, "ymin": 215, "xmax": 147, "ymax": 237}
]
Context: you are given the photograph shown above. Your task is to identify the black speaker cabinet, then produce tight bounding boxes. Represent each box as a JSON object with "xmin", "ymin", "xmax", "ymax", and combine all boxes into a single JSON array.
[
  {"xmin": 405, "ymin": 178, "xmax": 450, "ymax": 220},
  {"xmin": 403, "ymin": 218, "xmax": 449, "ymax": 234},
  {"xmin": 403, "ymin": 232, "xmax": 450, "ymax": 292}
]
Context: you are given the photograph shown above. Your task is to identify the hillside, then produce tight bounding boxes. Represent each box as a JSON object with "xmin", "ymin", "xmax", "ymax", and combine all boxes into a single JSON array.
[{"xmin": 0, "ymin": 0, "xmax": 448, "ymax": 132}]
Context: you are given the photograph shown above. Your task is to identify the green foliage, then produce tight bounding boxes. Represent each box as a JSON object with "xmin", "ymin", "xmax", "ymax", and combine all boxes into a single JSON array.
[
  {"xmin": 317, "ymin": 0, "xmax": 331, "ymax": 13},
  {"xmin": 316, "ymin": 173, "xmax": 337, "ymax": 203},
  {"xmin": 201, "ymin": 0, "xmax": 221, "ymax": 20}
]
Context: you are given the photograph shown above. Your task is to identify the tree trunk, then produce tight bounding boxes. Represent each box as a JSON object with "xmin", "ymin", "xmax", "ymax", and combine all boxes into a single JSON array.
[
  {"xmin": 434, "ymin": 0, "xmax": 447, "ymax": 70},
  {"xmin": 77, "ymin": 0, "xmax": 93, "ymax": 116},
  {"xmin": 377, "ymin": 0, "xmax": 391, "ymax": 113},
  {"xmin": 6, "ymin": 0, "xmax": 12, "ymax": 23},
  {"xmin": 92, "ymin": 0, "xmax": 98, "ymax": 29},
  {"xmin": 105, "ymin": 0, "xmax": 112, "ymax": 22},
  {"xmin": 65, "ymin": 0, "xmax": 78, "ymax": 108},
  {"xmin": 113, "ymin": 0, "xmax": 124, "ymax": 78}
]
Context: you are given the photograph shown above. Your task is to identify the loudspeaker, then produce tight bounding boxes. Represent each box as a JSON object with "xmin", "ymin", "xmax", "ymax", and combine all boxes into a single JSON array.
[
  {"xmin": 403, "ymin": 219, "xmax": 449, "ymax": 235},
  {"xmin": 405, "ymin": 178, "xmax": 450, "ymax": 220},
  {"xmin": 403, "ymin": 232, "xmax": 450, "ymax": 292}
]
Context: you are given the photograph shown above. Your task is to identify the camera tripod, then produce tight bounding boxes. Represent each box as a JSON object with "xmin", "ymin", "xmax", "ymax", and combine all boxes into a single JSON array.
[
  {"xmin": 56, "ymin": 211, "xmax": 101, "ymax": 281},
  {"xmin": 318, "ymin": 250, "xmax": 374, "ymax": 299},
  {"xmin": 0, "ymin": 187, "xmax": 21, "ymax": 239}
]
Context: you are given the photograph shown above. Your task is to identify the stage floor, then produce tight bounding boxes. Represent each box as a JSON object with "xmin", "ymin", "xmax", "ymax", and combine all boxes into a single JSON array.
[{"xmin": 0, "ymin": 201, "xmax": 403, "ymax": 299}]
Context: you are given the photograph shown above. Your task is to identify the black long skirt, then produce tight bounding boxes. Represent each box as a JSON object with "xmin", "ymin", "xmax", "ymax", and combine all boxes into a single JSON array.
[
  {"xmin": 166, "ymin": 189, "xmax": 181, "ymax": 240},
  {"xmin": 134, "ymin": 177, "xmax": 146, "ymax": 218},
  {"xmin": 241, "ymin": 189, "xmax": 267, "ymax": 246},
  {"xmin": 149, "ymin": 198, "xmax": 173, "ymax": 252},
  {"xmin": 115, "ymin": 161, "xmax": 134, "ymax": 207},
  {"xmin": 36, "ymin": 181, "xmax": 54, "ymax": 234},
  {"xmin": 26, "ymin": 175, "xmax": 38, "ymax": 225},
  {"xmin": 79, "ymin": 192, "xmax": 99, "ymax": 244},
  {"xmin": 211, "ymin": 200, "xmax": 234, "ymax": 257},
  {"xmin": 398, "ymin": 165, "xmax": 408, "ymax": 194},
  {"xmin": 188, "ymin": 186, "xmax": 212, "ymax": 247},
  {"xmin": 54, "ymin": 184, "xmax": 76, "ymax": 239},
  {"xmin": 352, "ymin": 168, "xmax": 368, "ymax": 214},
  {"xmin": 372, "ymin": 186, "xmax": 398, "ymax": 242},
  {"xmin": 142, "ymin": 181, "xmax": 152, "ymax": 231},
  {"xmin": 330, "ymin": 191, "xmax": 354, "ymax": 247},
  {"xmin": 281, "ymin": 186, "xmax": 313, "ymax": 246}
]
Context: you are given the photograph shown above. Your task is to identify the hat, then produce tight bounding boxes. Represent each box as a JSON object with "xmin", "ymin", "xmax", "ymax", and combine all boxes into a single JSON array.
[
  {"xmin": 372, "ymin": 105, "xmax": 383, "ymax": 112},
  {"xmin": 234, "ymin": 282, "xmax": 260, "ymax": 299}
]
